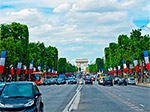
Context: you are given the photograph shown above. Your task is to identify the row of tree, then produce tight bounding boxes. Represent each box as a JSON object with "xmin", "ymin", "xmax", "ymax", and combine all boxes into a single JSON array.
[
  {"xmin": 104, "ymin": 29, "xmax": 150, "ymax": 71},
  {"xmin": 0, "ymin": 22, "xmax": 77, "ymax": 77}
]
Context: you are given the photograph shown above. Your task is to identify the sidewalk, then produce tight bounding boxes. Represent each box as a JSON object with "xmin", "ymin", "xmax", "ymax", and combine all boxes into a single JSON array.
[{"xmin": 137, "ymin": 83, "xmax": 150, "ymax": 87}]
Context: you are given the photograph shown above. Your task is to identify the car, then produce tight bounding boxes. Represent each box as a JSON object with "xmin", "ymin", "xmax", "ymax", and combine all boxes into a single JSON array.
[
  {"xmin": 103, "ymin": 77, "xmax": 113, "ymax": 86},
  {"xmin": 118, "ymin": 78, "xmax": 128, "ymax": 86},
  {"xmin": 68, "ymin": 77, "xmax": 77, "ymax": 84},
  {"xmin": 44, "ymin": 79, "xmax": 51, "ymax": 85},
  {"xmin": 0, "ymin": 83, "xmax": 6, "ymax": 92},
  {"xmin": 98, "ymin": 78, "xmax": 104, "ymax": 85},
  {"xmin": 85, "ymin": 78, "xmax": 93, "ymax": 85},
  {"xmin": 49, "ymin": 78, "xmax": 56, "ymax": 85},
  {"xmin": 0, "ymin": 82, "xmax": 43, "ymax": 112},
  {"xmin": 114, "ymin": 77, "xmax": 120, "ymax": 84},
  {"xmin": 128, "ymin": 78, "xmax": 136, "ymax": 85},
  {"xmin": 56, "ymin": 78, "xmax": 66, "ymax": 85}
]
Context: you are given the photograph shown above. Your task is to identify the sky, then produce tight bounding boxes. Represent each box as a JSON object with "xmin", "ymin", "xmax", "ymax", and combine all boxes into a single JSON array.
[{"xmin": 0, "ymin": 0, "xmax": 150, "ymax": 65}]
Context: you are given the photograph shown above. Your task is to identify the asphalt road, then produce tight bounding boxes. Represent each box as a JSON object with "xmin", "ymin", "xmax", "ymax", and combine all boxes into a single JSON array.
[{"xmin": 38, "ymin": 82, "xmax": 150, "ymax": 112}]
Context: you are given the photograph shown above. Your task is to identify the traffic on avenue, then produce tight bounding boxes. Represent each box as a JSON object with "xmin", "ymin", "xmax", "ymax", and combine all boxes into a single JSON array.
[{"xmin": 0, "ymin": 72, "xmax": 149, "ymax": 112}]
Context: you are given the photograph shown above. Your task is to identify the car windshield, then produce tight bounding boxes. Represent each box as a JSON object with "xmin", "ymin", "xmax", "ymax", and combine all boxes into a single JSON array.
[
  {"xmin": 0, "ymin": 83, "xmax": 5, "ymax": 88},
  {"xmin": 1, "ymin": 84, "xmax": 33, "ymax": 98},
  {"xmin": 68, "ymin": 78, "xmax": 75, "ymax": 80},
  {"xmin": 105, "ymin": 77, "xmax": 112, "ymax": 81}
]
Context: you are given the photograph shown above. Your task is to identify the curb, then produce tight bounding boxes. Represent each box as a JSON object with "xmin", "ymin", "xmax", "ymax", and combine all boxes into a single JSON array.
[{"xmin": 136, "ymin": 84, "xmax": 150, "ymax": 88}]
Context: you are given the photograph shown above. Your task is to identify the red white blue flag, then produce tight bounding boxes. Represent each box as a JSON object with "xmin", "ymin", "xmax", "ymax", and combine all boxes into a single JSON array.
[
  {"xmin": 118, "ymin": 66, "xmax": 122, "ymax": 74},
  {"xmin": 29, "ymin": 60, "xmax": 34, "ymax": 74},
  {"xmin": 43, "ymin": 65, "xmax": 47, "ymax": 75},
  {"xmin": 143, "ymin": 50, "xmax": 150, "ymax": 70},
  {"xmin": 33, "ymin": 67, "xmax": 36, "ymax": 72},
  {"xmin": 23, "ymin": 65, "xmax": 27, "ymax": 75},
  {"xmin": 0, "ymin": 51, "xmax": 6, "ymax": 73},
  {"xmin": 122, "ymin": 61, "xmax": 128, "ymax": 73},
  {"xmin": 129, "ymin": 63, "xmax": 133, "ymax": 73},
  {"xmin": 10, "ymin": 64, "xmax": 14, "ymax": 75},
  {"xmin": 47, "ymin": 67, "xmax": 51, "ymax": 75},
  {"xmin": 133, "ymin": 58, "xmax": 138, "ymax": 71},
  {"xmin": 114, "ymin": 67, "xmax": 116, "ymax": 74},
  {"xmin": 17, "ymin": 61, "xmax": 22, "ymax": 75},
  {"xmin": 38, "ymin": 63, "xmax": 41, "ymax": 72}
]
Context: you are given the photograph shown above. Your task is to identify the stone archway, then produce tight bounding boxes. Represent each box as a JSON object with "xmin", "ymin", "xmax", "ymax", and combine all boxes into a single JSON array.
[{"xmin": 76, "ymin": 59, "xmax": 88, "ymax": 71}]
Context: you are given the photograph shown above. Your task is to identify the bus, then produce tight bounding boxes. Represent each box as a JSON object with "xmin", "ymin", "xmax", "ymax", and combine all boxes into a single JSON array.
[
  {"xmin": 97, "ymin": 73, "xmax": 107, "ymax": 81},
  {"xmin": 30, "ymin": 72, "xmax": 45, "ymax": 85}
]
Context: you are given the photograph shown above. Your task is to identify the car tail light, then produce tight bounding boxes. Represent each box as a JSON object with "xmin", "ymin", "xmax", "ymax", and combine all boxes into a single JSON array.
[
  {"xmin": 104, "ymin": 81, "xmax": 106, "ymax": 83},
  {"xmin": 111, "ymin": 81, "xmax": 113, "ymax": 83}
]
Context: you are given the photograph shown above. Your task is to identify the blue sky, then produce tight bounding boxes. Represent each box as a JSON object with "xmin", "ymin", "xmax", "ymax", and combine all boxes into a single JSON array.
[{"xmin": 0, "ymin": 0, "xmax": 150, "ymax": 65}]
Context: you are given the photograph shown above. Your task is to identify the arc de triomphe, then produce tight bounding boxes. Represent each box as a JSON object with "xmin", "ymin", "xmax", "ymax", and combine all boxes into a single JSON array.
[{"xmin": 76, "ymin": 59, "xmax": 88, "ymax": 71}]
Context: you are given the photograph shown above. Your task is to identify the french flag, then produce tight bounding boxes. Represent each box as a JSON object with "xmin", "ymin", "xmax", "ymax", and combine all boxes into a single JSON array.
[
  {"xmin": 143, "ymin": 50, "xmax": 150, "ymax": 70},
  {"xmin": 23, "ymin": 65, "xmax": 27, "ymax": 75},
  {"xmin": 0, "ymin": 51, "xmax": 6, "ymax": 73},
  {"xmin": 114, "ymin": 67, "xmax": 116, "ymax": 74},
  {"xmin": 43, "ymin": 65, "xmax": 47, "ymax": 75},
  {"xmin": 29, "ymin": 60, "xmax": 34, "ymax": 74},
  {"xmin": 133, "ymin": 58, "xmax": 138, "ymax": 71},
  {"xmin": 38, "ymin": 63, "xmax": 41, "ymax": 72},
  {"xmin": 33, "ymin": 67, "xmax": 36, "ymax": 72},
  {"xmin": 10, "ymin": 64, "xmax": 14, "ymax": 75},
  {"xmin": 16, "ymin": 61, "xmax": 22, "ymax": 75},
  {"xmin": 129, "ymin": 63, "xmax": 133, "ymax": 73},
  {"xmin": 47, "ymin": 67, "xmax": 51, "ymax": 75},
  {"xmin": 122, "ymin": 61, "xmax": 128, "ymax": 73},
  {"xmin": 118, "ymin": 66, "xmax": 122, "ymax": 74}
]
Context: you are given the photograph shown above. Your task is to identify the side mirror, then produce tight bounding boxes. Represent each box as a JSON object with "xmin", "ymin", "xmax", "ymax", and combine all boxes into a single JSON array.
[{"xmin": 36, "ymin": 92, "xmax": 42, "ymax": 97}]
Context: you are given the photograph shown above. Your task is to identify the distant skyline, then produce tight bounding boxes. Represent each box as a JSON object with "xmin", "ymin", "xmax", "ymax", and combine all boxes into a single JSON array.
[{"xmin": 0, "ymin": 0, "xmax": 150, "ymax": 65}]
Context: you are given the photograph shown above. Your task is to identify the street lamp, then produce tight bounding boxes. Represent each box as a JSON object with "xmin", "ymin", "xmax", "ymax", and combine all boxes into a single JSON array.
[{"xmin": 139, "ymin": 25, "xmax": 150, "ymax": 31}]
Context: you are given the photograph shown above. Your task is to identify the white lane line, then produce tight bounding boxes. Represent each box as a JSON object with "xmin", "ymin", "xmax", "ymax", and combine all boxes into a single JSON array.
[
  {"xmin": 140, "ymin": 104, "xmax": 145, "ymax": 108},
  {"xmin": 63, "ymin": 85, "xmax": 83, "ymax": 112},
  {"xmin": 127, "ymin": 98, "xmax": 130, "ymax": 101}
]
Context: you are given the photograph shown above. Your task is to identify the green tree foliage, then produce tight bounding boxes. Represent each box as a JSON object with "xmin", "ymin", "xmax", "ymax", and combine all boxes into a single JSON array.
[
  {"xmin": 104, "ymin": 29, "xmax": 150, "ymax": 71},
  {"xmin": 96, "ymin": 58, "xmax": 104, "ymax": 72}
]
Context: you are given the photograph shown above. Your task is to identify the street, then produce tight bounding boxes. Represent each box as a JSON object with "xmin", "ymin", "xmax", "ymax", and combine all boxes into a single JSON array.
[{"xmin": 39, "ymin": 82, "xmax": 150, "ymax": 112}]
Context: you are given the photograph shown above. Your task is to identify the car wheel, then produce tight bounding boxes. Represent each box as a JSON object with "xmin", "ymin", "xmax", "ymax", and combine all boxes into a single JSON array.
[
  {"xmin": 40, "ymin": 102, "xmax": 44, "ymax": 112},
  {"xmin": 103, "ymin": 84, "xmax": 105, "ymax": 86},
  {"xmin": 111, "ymin": 84, "xmax": 113, "ymax": 86}
]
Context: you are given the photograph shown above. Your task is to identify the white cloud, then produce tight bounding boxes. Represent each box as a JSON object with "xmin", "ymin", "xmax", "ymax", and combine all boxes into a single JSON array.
[
  {"xmin": 53, "ymin": 3, "xmax": 71, "ymax": 13},
  {"xmin": 64, "ymin": 46, "xmax": 84, "ymax": 51},
  {"xmin": 0, "ymin": 0, "xmax": 149, "ymax": 64}
]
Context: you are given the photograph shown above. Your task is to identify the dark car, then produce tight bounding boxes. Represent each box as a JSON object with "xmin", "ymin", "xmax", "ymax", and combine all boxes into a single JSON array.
[
  {"xmin": 68, "ymin": 77, "xmax": 77, "ymax": 84},
  {"xmin": 56, "ymin": 78, "xmax": 66, "ymax": 85},
  {"xmin": 0, "ymin": 82, "xmax": 43, "ymax": 112},
  {"xmin": 49, "ymin": 78, "xmax": 56, "ymax": 85},
  {"xmin": 114, "ymin": 77, "xmax": 120, "ymax": 84},
  {"xmin": 85, "ymin": 78, "xmax": 93, "ymax": 85},
  {"xmin": 118, "ymin": 78, "xmax": 128, "ymax": 86},
  {"xmin": 103, "ymin": 77, "xmax": 113, "ymax": 86},
  {"xmin": 44, "ymin": 79, "xmax": 51, "ymax": 85},
  {"xmin": 0, "ymin": 83, "xmax": 6, "ymax": 92}
]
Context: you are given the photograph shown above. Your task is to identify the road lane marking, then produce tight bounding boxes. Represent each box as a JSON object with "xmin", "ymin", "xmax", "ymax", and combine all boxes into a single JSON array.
[
  {"xmin": 96, "ymin": 85, "xmax": 144, "ymax": 112},
  {"xmin": 127, "ymin": 98, "xmax": 130, "ymax": 101},
  {"xmin": 63, "ymin": 85, "xmax": 83, "ymax": 112},
  {"xmin": 140, "ymin": 104, "xmax": 145, "ymax": 108}
]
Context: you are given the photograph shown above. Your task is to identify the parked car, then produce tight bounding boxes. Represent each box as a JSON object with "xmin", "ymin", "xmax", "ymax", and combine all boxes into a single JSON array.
[
  {"xmin": 98, "ymin": 78, "xmax": 104, "ymax": 85},
  {"xmin": 68, "ymin": 77, "xmax": 77, "ymax": 84},
  {"xmin": 56, "ymin": 78, "xmax": 66, "ymax": 85},
  {"xmin": 0, "ymin": 82, "xmax": 43, "ymax": 112},
  {"xmin": 44, "ymin": 79, "xmax": 51, "ymax": 85},
  {"xmin": 103, "ymin": 77, "xmax": 113, "ymax": 86},
  {"xmin": 128, "ymin": 78, "xmax": 136, "ymax": 85},
  {"xmin": 49, "ymin": 78, "xmax": 56, "ymax": 85},
  {"xmin": 85, "ymin": 78, "xmax": 93, "ymax": 85},
  {"xmin": 118, "ymin": 78, "xmax": 128, "ymax": 86},
  {"xmin": 114, "ymin": 77, "xmax": 120, "ymax": 84}
]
